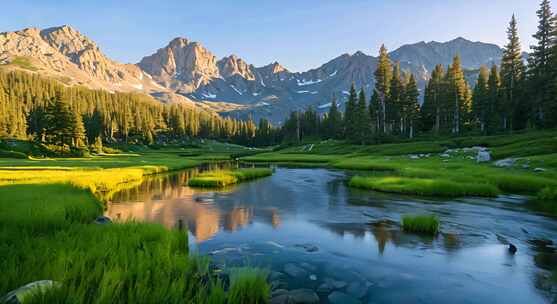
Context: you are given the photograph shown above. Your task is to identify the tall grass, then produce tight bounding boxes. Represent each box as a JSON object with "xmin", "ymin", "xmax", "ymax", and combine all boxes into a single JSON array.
[
  {"xmin": 188, "ymin": 168, "xmax": 272, "ymax": 188},
  {"xmin": 227, "ymin": 268, "xmax": 270, "ymax": 304},
  {"xmin": 402, "ymin": 215, "xmax": 440, "ymax": 235},
  {"xmin": 349, "ymin": 175, "xmax": 500, "ymax": 197},
  {"xmin": 0, "ymin": 183, "xmax": 270, "ymax": 303}
]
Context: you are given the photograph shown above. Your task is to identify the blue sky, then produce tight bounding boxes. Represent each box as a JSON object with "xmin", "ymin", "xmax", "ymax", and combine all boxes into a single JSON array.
[{"xmin": 2, "ymin": 0, "xmax": 541, "ymax": 71}]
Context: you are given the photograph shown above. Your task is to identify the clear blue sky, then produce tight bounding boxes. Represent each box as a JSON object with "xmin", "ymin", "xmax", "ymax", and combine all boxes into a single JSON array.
[{"xmin": 2, "ymin": 0, "xmax": 541, "ymax": 72}]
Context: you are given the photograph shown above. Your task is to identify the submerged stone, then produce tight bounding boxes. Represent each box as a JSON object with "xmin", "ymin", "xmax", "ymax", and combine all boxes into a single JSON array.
[
  {"xmin": 284, "ymin": 263, "xmax": 308, "ymax": 277},
  {"xmin": 293, "ymin": 243, "xmax": 319, "ymax": 252},
  {"xmin": 328, "ymin": 291, "xmax": 361, "ymax": 304},
  {"xmin": 287, "ymin": 289, "xmax": 319, "ymax": 303},
  {"xmin": 346, "ymin": 281, "xmax": 369, "ymax": 298}
]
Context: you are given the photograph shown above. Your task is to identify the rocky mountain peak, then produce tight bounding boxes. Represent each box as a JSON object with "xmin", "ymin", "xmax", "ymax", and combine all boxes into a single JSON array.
[
  {"xmin": 217, "ymin": 54, "xmax": 256, "ymax": 80},
  {"xmin": 138, "ymin": 37, "xmax": 219, "ymax": 92}
]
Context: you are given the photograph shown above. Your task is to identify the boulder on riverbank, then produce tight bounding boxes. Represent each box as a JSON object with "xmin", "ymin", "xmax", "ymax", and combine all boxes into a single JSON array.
[
  {"xmin": 94, "ymin": 215, "xmax": 112, "ymax": 224},
  {"xmin": 476, "ymin": 151, "xmax": 491, "ymax": 163},
  {"xmin": 1, "ymin": 280, "xmax": 61, "ymax": 304},
  {"xmin": 495, "ymin": 158, "xmax": 516, "ymax": 168}
]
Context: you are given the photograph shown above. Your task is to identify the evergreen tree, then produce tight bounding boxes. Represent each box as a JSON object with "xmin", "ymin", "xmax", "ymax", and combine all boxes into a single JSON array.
[
  {"xmin": 387, "ymin": 62, "xmax": 404, "ymax": 135},
  {"xmin": 472, "ymin": 65, "xmax": 490, "ymax": 133},
  {"xmin": 327, "ymin": 95, "xmax": 342, "ymax": 139},
  {"xmin": 374, "ymin": 45, "xmax": 392, "ymax": 134},
  {"xmin": 502, "ymin": 14, "xmax": 526, "ymax": 131},
  {"xmin": 356, "ymin": 89, "xmax": 370, "ymax": 143},
  {"xmin": 528, "ymin": 2, "xmax": 554, "ymax": 127},
  {"xmin": 47, "ymin": 92, "xmax": 75, "ymax": 146},
  {"xmin": 446, "ymin": 55, "xmax": 468, "ymax": 135},
  {"xmin": 421, "ymin": 64, "xmax": 445, "ymax": 135},
  {"xmin": 369, "ymin": 89, "xmax": 380, "ymax": 136},
  {"xmin": 404, "ymin": 74, "xmax": 420, "ymax": 139},
  {"xmin": 487, "ymin": 64, "xmax": 502, "ymax": 134},
  {"xmin": 344, "ymin": 84, "xmax": 358, "ymax": 141}
]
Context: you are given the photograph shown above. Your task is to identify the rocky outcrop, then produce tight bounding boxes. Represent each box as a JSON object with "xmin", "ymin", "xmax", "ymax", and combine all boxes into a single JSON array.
[{"xmin": 138, "ymin": 38, "xmax": 219, "ymax": 93}]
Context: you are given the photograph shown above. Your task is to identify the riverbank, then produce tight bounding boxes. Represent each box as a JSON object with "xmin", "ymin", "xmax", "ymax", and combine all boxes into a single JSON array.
[
  {"xmin": 242, "ymin": 130, "xmax": 557, "ymax": 204},
  {"xmin": 0, "ymin": 143, "xmax": 271, "ymax": 303}
]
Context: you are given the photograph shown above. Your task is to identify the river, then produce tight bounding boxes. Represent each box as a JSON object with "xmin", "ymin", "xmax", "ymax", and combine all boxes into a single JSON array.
[{"xmin": 106, "ymin": 165, "xmax": 557, "ymax": 303}]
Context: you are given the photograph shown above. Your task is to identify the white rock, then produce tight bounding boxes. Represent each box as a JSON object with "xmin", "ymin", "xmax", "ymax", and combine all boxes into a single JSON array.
[
  {"xmin": 476, "ymin": 151, "xmax": 491, "ymax": 163},
  {"xmin": 534, "ymin": 168, "xmax": 546, "ymax": 172},
  {"xmin": 440, "ymin": 153, "xmax": 450, "ymax": 158},
  {"xmin": 495, "ymin": 158, "xmax": 515, "ymax": 168}
]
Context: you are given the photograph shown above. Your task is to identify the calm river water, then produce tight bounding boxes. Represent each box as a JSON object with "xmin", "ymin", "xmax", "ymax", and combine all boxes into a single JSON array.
[{"xmin": 106, "ymin": 165, "xmax": 557, "ymax": 303}]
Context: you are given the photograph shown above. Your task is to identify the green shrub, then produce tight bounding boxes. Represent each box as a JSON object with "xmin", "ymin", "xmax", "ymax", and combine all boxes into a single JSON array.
[
  {"xmin": 402, "ymin": 214, "xmax": 440, "ymax": 235},
  {"xmin": 227, "ymin": 268, "xmax": 270, "ymax": 304}
]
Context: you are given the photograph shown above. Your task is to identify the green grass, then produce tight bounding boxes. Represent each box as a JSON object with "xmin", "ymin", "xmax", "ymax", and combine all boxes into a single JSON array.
[
  {"xmin": 240, "ymin": 131, "xmax": 557, "ymax": 198},
  {"xmin": 349, "ymin": 175, "xmax": 500, "ymax": 197},
  {"xmin": 0, "ymin": 141, "xmax": 270, "ymax": 302},
  {"xmin": 188, "ymin": 168, "xmax": 273, "ymax": 188},
  {"xmin": 0, "ymin": 184, "xmax": 225, "ymax": 303},
  {"xmin": 227, "ymin": 268, "xmax": 270, "ymax": 304},
  {"xmin": 402, "ymin": 215, "xmax": 440, "ymax": 235}
]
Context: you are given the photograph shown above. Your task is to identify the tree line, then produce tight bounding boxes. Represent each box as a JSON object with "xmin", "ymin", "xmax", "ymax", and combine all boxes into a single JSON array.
[
  {"xmin": 279, "ymin": 0, "xmax": 557, "ymax": 144},
  {"xmin": 0, "ymin": 70, "xmax": 263, "ymax": 150}
]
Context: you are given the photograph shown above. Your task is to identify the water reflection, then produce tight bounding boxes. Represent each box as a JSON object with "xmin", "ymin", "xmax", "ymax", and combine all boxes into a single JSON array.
[{"xmin": 106, "ymin": 165, "xmax": 270, "ymax": 242}]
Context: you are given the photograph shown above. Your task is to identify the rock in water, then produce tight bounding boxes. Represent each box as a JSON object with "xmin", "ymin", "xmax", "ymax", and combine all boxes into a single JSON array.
[
  {"xmin": 508, "ymin": 244, "xmax": 518, "ymax": 254},
  {"xmin": 328, "ymin": 291, "xmax": 361, "ymax": 304},
  {"xmin": 284, "ymin": 263, "xmax": 308, "ymax": 278},
  {"xmin": 287, "ymin": 289, "xmax": 319, "ymax": 304},
  {"xmin": 476, "ymin": 151, "xmax": 491, "ymax": 163},
  {"xmin": 293, "ymin": 243, "xmax": 319, "ymax": 252},
  {"xmin": 1, "ymin": 280, "xmax": 61, "ymax": 304},
  {"xmin": 346, "ymin": 282, "xmax": 368, "ymax": 299},
  {"xmin": 94, "ymin": 215, "xmax": 112, "ymax": 224}
]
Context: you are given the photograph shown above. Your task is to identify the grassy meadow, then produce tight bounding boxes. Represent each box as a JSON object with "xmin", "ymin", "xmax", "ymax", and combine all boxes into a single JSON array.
[
  {"xmin": 242, "ymin": 130, "xmax": 557, "ymax": 202},
  {"xmin": 0, "ymin": 141, "xmax": 273, "ymax": 303}
]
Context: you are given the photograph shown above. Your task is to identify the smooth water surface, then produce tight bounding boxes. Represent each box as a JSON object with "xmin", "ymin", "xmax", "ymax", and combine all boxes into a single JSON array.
[{"xmin": 107, "ymin": 166, "xmax": 557, "ymax": 303}]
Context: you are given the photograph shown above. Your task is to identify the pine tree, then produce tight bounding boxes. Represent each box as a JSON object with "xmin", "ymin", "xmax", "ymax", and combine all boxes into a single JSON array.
[
  {"xmin": 70, "ymin": 111, "xmax": 87, "ymax": 147},
  {"xmin": 344, "ymin": 84, "xmax": 358, "ymax": 141},
  {"xmin": 487, "ymin": 64, "xmax": 502, "ymax": 134},
  {"xmin": 327, "ymin": 94, "xmax": 342, "ymax": 139},
  {"xmin": 356, "ymin": 89, "xmax": 370, "ymax": 143},
  {"xmin": 374, "ymin": 45, "xmax": 392, "ymax": 134},
  {"xmin": 472, "ymin": 65, "xmax": 490, "ymax": 133},
  {"xmin": 528, "ymin": 2, "xmax": 554, "ymax": 127},
  {"xmin": 502, "ymin": 14, "xmax": 526, "ymax": 131},
  {"xmin": 404, "ymin": 74, "xmax": 420, "ymax": 139},
  {"xmin": 421, "ymin": 64, "xmax": 445, "ymax": 135},
  {"xmin": 446, "ymin": 55, "xmax": 468, "ymax": 135},
  {"xmin": 47, "ymin": 92, "xmax": 75, "ymax": 146},
  {"xmin": 369, "ymin": 89, "xmax": 380, "ymax": 136},
  {"xmin": 387, "ymin": 62, "xmax": 404, "ymax": 135}
]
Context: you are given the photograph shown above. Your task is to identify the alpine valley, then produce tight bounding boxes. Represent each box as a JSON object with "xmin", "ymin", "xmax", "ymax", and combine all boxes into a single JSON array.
[{"xmin": 1, "ymin": 25, "xmax": 506, "ymax": 123}]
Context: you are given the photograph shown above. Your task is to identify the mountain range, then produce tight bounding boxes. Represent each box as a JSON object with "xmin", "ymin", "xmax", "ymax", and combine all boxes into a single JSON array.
[{"xmin": 0, "ymin": 25, "xmax": 507, "ymax": 123}]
